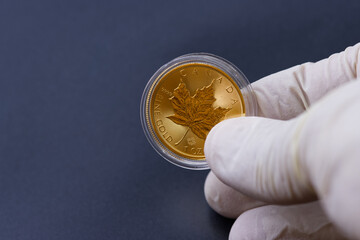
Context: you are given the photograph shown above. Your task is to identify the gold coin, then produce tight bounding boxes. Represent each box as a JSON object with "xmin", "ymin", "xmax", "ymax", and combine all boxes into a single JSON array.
[{"xmin": 145, "ymin": 63, "xmax": 245, "ymax": 161}]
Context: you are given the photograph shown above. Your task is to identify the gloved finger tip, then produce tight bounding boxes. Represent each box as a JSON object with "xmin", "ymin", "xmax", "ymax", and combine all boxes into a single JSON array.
[
  {"xmin": 205, "ymin": 117, "xmax": 254, "ymax": 173},
  {"xmin": 205, "ymin": 118, "xmax": 240, "ymax": 150},
  {"xmin": 204, "ymin": 120, "xmax": 226, "ymax": 163},
  {"xmin": 204, "ymin": 171, "xmax": 266, "ymax": 219}
]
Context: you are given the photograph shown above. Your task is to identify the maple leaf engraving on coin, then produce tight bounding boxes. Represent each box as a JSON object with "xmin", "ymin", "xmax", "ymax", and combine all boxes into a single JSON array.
[{"xmin": 167, "ymin": 80, "xmax": 230, "ymax": 145}]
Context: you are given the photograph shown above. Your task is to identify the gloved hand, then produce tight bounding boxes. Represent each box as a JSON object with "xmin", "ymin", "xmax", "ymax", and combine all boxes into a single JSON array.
[{"xmin": 204, "ymin": 43, "xmax": 360, "ymax": 240}]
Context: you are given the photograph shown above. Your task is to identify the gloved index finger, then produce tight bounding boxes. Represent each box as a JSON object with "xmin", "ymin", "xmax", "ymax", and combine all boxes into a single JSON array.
[{"xmin": 252, "ymin": 43, "xmax": 360, "ymax": 120}]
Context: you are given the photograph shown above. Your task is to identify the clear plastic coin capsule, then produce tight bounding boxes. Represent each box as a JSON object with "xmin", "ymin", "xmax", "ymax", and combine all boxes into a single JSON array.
[{"xmin": 140, "ymin": 53, "xmax": 257, "ymax": 170}]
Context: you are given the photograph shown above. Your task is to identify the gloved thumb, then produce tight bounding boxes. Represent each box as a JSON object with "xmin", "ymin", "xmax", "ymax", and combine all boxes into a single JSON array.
[{"xmin": 205, "ymin": 113, "xmax": 315, "ymax": 203}]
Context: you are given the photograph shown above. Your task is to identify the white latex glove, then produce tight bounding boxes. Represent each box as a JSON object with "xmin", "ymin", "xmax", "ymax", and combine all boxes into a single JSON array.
[{"xmin": 204, "ymin": 43, "xmax": 360, "ymax": 240}]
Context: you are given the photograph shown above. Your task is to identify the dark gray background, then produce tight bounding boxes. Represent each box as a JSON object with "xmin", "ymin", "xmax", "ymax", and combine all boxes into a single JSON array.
[{"xmin": 0, "ymin": 0, "xmax": 359, "ymax": 239}]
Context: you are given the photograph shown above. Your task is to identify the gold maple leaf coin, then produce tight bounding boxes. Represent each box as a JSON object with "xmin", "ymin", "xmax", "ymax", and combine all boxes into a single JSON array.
[{"xmin": 144, "ymin": 62, "xmax": 246, "ymax": 163}]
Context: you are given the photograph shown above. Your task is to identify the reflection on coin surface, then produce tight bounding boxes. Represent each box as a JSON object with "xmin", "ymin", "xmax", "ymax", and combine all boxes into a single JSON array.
[{"xmin": 145, "ymin": 63, "xmax": 245, "ymax": 160}]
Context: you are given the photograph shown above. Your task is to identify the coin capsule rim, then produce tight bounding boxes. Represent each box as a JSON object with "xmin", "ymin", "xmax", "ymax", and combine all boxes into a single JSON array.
[{"xmin": 140, "ymin": 53, "xmax": 257, "ymax": 170}]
